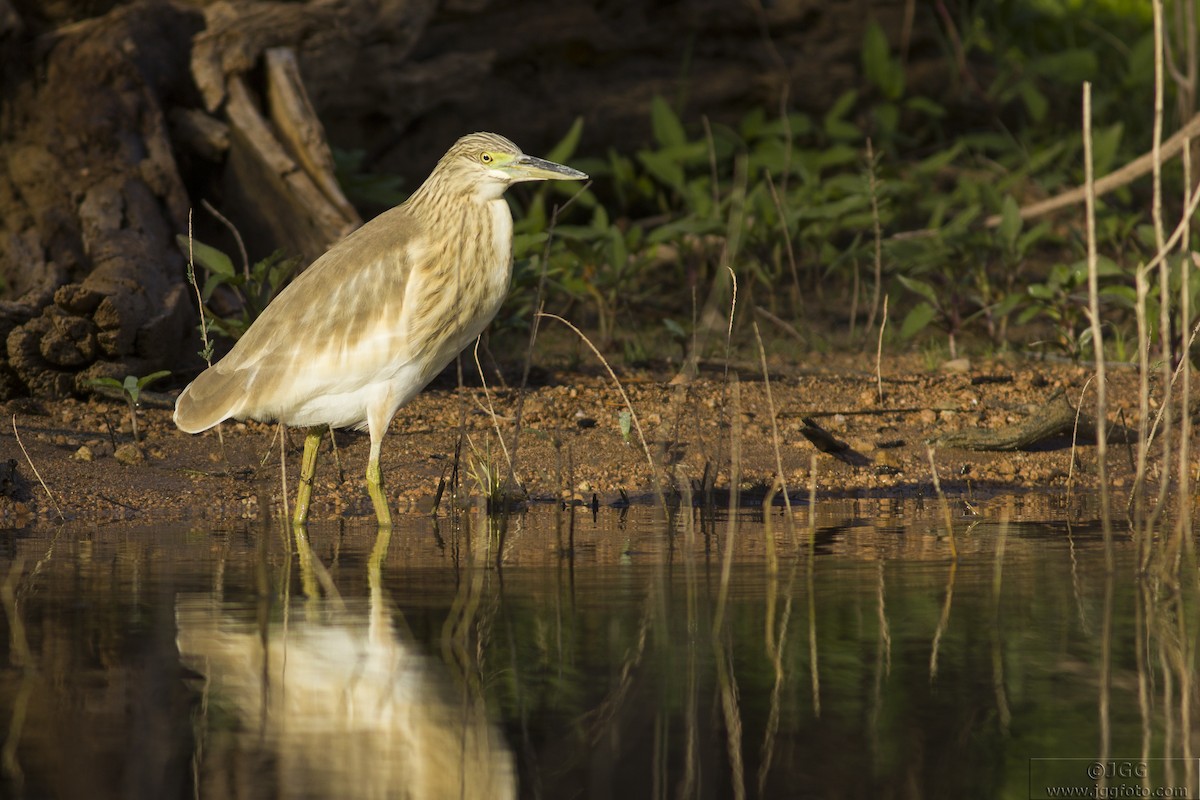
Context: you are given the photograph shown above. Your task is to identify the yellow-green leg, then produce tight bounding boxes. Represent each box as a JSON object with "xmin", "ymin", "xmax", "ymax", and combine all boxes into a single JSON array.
[
  {"xmin": 366, "ymin": 397, "xmax": 395, "ymax": 528},
  {"xmin": 293, "ymin": 427, "xmax": 324, "ymax": 526},
  {"xmin": 366, "ymin": 447, "xmax": 392, "ymax": 527}
]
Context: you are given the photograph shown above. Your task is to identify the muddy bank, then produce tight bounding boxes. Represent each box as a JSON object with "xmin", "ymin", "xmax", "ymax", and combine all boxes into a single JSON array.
[{"xmin": 0, "ymin": 353, "xmax": 1159, "ymax": 528}]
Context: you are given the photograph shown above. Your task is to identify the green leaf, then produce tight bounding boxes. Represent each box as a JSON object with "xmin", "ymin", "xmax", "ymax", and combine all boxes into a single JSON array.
[
  {"xmin": 896, "ymin": 275, "xmax": 940, "ymax": 307},
  {"xmin": 861, "ymin": 22, "xmax": 904, "ymax": 101},
  {"xmin": 618, "ymin": 410, "xmax": 632, "ymax": 442},
  {"xmin": 1018, "ymin": 82, "xmax": 1048, "ymax": 124},
  {"xmin": 1091, "ymin": 122, "xmax": 1123, "ymax": 176},
  {"xmin": 1027, "ymin": 283, "xmax": 1056, "ymax": 300},
  {"xmin": 904, "ymin": 96, "xmax": 946, "ymax": 119},
  {"xmin": 1029, "ymin": 48, "xmax": 1098, "ymax": 85},
  {"xmin": 546, "ymin": 117, "xmax": 584, "ymax": 164},
  {"xmin": 637, "ymin": 150, "xmax": 685, "ymax": 191},
  {"xmin": 862, "ymin": 22, "xmax": 898, "ymax": 98},
  {"xmin": 912, "ymin": 141, "xmax": 964, "ymax": 175},
  {"xmin": 178, "ymin": 236, "xmax": 236, "ymax": 278},
  {"xmin": 822, "ymin": 92, "xmax": 861, "ymax": 140},
  {"xmin": 998, "ymin": 196, "xmax": 1022, "ymax": 252},
  {"xmin": 650, "ymin": 96, "xmax": 687, "ymax": 149},
  {"xmin": 899, "ymin": 301, "xmax": 937, "ymax": 339},
  {"xmin": 137, "ymin": 370, "xmax": 171, "ymax": 390}
]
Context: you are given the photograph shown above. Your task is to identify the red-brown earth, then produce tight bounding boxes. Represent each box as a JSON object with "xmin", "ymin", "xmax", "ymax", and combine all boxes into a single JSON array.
[{"xmin": 0, "ymin": 349, "xmax": 1167, "ymax": 528}]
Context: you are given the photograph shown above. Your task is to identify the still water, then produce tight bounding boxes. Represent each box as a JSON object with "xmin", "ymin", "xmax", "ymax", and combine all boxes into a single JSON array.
[{"xmin": 0, "ymin": 500, "xmax": 1196, "ymax": 800}]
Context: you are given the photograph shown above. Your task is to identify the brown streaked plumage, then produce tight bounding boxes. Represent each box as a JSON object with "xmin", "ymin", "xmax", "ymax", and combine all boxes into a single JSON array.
[{"xmin": 174, "ymin": 132, "xmax": 587, "ymax": 526}]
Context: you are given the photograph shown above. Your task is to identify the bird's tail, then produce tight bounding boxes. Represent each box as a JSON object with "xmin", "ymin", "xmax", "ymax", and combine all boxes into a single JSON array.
[{"xmin": 173, "ymin": 368, "xmax": 243, "ymax": 433}]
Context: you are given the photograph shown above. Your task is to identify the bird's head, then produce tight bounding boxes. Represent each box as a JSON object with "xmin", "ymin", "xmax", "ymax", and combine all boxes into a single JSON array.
[{"xmin": 437, "ymin": 132, "xmax": 588, "ymax": 201}]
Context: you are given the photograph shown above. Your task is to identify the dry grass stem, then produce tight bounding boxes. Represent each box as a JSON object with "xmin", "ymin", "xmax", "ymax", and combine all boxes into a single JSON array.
[
  {"xmin": 762, "ymin": 477, "xmax": 780, "ymax": 576},
  {"xmin": 1178, "ymin": 158, "xmax": 1196, "ymax": 552},
  {"xmin": 279, "ymin": 422, "xmax": 290, "ymax": 522},
  {"xmin": 865, "ymin": 138, "xmax": 884, "ymax": 334},
  {"xmin": 925, "ymin": 445, "xmax": 957, "ymax": 559},
  {"xmin": 1082, "ymin": 81, "xmax": 1114, "ymax": 558},
  {"xmin": 507, "ymin": 183, "xmax": 590, "ymax": 484},
  {"xmin": 472, "ymin": 338, "xmax": 515, "ymax": 482},
  {"xmin": 713, "ymin": 376, "xmax": 742, "ymax": 638},
  {"xmin": 977, "ymin": 110, "xmax": 1200, "ymax": 229},
  {"xmin": 185, "ymin": 210, "xmax": 213, "ymax": 364},
  {"xmin": 807, "ymin": 453, "xmax": 818, "ymax": 545},
  {"xmin": 1150, "ymin": 0, "xmax": 1175, "ymax": 543},
  {"xmin": 537, "ymin": 313, "xmax": 659, "ymax": 485},
  {"xmin": 202, "ymin": 198, "xmax": 251, "ymax": 281},
  {"xmin": 765, "ymin": 171, "xmax": 802, "ymax": 304},
  {"xmin": 752, "ymin": 320, "xmax": 793, "ymax": 521},
  {"xmin": 876, "ymin": 295, "xmax": 889, "ymax": 405},
  {"xmin": 1066, "ymin": 376, "xmax": 1096, "ymax": 511},
  {"xmin": 12, "ymin": 415, "xmax": 63, "ymax": 521},
  {"xmin": 929, "ymin": 559, "xmax": 958, "ymax": 680}
]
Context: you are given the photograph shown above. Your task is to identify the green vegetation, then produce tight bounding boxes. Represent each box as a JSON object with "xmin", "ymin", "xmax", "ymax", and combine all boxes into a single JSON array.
[
  {"xmin": 87, "ymin": 370, "xmax": 170, "ymax": 443},
  {"xmin": 185, "ymin": 1, "xmax": 1185, "ymax": 367},
  {"xmin": 175, "ymin": 235, "xmax": 300, "ymax": 344},
  {"xmin": 494, "ymin": 1, "xmax": 1185, "ymax": 363}
]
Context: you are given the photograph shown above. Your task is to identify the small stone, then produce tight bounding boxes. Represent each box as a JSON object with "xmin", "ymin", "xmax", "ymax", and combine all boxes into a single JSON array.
[
  {"xmin": 918, "ymin": 409, "xmax": 937, "ymax": 425},
  {"xmin": 72, "ymin": 446, "xmax": 94, "ymax": 462},
  {"xmin": 114, "ymin": 443, "xmax": 143, "ymax": 465},
  {"xmin": 941, "ymin": 358, "xmax": 971, "ymax": 373},
  {"xmin": 876, "ymin": 449, "xmax": 900, "ymax": 466}
]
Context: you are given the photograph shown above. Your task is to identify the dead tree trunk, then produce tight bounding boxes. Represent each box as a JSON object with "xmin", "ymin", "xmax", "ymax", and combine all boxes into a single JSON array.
[
  {"xmin": 0, "ymin": 4, "xmax": 204, "ymax": 397},
  {"xmin": 0, "ymin": 0, "xmax": 365, "ymax": 399},
  {"xmin": 0, "ymin": 0, "xmax": 942, "ymax": 401}
]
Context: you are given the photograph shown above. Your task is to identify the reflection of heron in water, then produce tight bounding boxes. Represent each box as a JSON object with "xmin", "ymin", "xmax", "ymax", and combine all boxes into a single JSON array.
[{"xmin": 175, "ymin": 527, "xmax": 515, "ymax": 800}]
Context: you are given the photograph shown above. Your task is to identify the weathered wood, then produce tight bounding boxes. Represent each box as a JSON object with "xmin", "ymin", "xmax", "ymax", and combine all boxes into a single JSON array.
[
  {"xmin": 937, "ymin": 391, "xmax": 1137, "ymax": 451},
  {"xmin": 265, "ymin": 47, "xmax": 359, "ymax": 222},
  {"xmin": 191, "ymin": 0, "xmax": 349, "ymax": 112},
  {"xmin": 0, "ymin": 3, "xmax": 201, "ymax": 398},
  {"xmin": 0, "ymin": 0, "xmax": 945, "ymax": 400},
  {"xmin": 222, "ymin": 73, "xmax": 359, "ymax": 264}
]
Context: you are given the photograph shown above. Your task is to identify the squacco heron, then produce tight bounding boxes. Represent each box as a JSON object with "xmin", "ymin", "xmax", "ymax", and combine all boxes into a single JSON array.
[{"xmin": 174, "ymin": 132, "xmax": 586, "ymax": 526}]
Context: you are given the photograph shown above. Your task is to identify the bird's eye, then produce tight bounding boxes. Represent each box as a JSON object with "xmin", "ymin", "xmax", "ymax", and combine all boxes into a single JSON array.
[{"xmin": 480, "ymin": 152, "xmax": 493, "ymax": 164}]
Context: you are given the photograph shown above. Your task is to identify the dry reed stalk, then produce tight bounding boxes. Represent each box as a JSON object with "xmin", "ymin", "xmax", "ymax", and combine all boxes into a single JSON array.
[
  {"xmin": 713, "ymin": 376, "xmax": 742, "ymax": 637},
  {"xmin": 1173, "ymin": 0, "xmax": 1196, "ymax": 556},
  {"xmin": 762, "ymin": 476, "xmax": 779, "ymax": 577},
  {"xmin": 11, "ymin": 415, "xmax": 63, "ymax": 521},
  {"xmin": 805, "ymin": 453, "xmax": 820, "ymax": 718},
  {"xmin": 925, "ymin": 445, "xmax": 957, "ymax": 559},
  {"xmin": 537, "ymin": 314, "xmax": 658, "ymax": 485},
  {"xmin": 990, "ymin": 513, "xmax": 1012, "ymax": 733},
  {"xmin": 807, "ymin": 453, "xmax": 818, "ymax": 545},
  {"xmin": 506, "ymin": 185, "xmax": 589, "ymax": 487},
  {"xmin": 1151, "ymin": 0, "xmax": 1176, "ymax": 544},
  {"xmin": 472, "ymin": 339, "xmax": 515, "ymax": 480},
  {"xmin": 765, "ymin": 171, "xmax": 802, "ymax": 304},
  {"xmin": 279, "ymin": 423, "xmax": 290, "ymax": 522},
  {"xmin": 184, "ymin": 211, "xmax": 227, "ymax": 455},
  {"xmin": 865, "ymin": 138, "xmax": 885, "ymax": 335},
  {"xmin": 1083, "ymin": 81, "xmax": 1115, "ymax": 563},
  {"xmin": 1098, "ymin": 572, "xmax": 1114, "ymax": 791},
  {"xmin": 929, "ymin": 558, "xmax": 957, "ymax": 681},
  {"xmin": 1066, "ymin": 376, "xmax": 1096, "ymax": 513},
  {"xmin": 876, "ymin": 295, "xmax": 888, "ymax": 404},
  {"xmin": 752, "ymin": 320, "xmax": 794, "ymax": 522}
]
